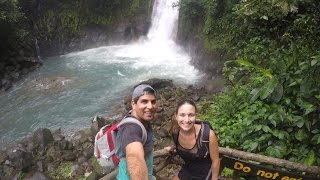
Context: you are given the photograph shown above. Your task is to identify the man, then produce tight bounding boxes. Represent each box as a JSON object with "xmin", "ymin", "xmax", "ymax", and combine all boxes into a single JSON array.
[{"xmin": 115, "ymin": 84, "xmax": 157, "ymax": 180}]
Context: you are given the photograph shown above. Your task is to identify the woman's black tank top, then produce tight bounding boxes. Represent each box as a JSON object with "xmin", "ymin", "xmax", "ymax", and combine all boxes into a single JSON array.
[{"xmin": 172, "ymin": 122, "xmax": 212, "ymax": 180}]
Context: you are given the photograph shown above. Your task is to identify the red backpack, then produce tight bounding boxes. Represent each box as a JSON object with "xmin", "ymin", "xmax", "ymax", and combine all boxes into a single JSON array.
[{"xmin": 94, "ymin": 116, "xmax": 147, "ymax": 169}]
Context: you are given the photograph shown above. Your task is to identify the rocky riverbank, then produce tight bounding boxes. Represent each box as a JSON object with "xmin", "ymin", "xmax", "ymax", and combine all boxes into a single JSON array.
[{"xmin": 0, "ymin": 78, "xmax": 211, "ymax": 180}]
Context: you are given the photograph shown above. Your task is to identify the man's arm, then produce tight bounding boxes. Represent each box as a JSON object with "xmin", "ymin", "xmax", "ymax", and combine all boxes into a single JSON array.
[
  {"xmin": 126, "ymin": 141, "xmax": 148, "ymax": 180},
  {"xmin": 209, "ymin": 130, "xmax": 220, "ymax": 180}
]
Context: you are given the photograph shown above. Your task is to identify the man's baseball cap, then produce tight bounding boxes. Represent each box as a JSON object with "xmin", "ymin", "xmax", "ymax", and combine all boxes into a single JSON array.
[{"xmin": 132, "ymin": 84, "xmax": 156, "ymax": 101}]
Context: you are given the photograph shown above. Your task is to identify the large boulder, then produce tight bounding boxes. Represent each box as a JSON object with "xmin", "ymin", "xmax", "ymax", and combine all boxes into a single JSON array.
[
  {"xmin": 7, "ymin": 149, "xmax": 34, "ymax": 171},
  {"xmin": 33, "ymin": 128, "xmax": 54, "ymax": 149}
]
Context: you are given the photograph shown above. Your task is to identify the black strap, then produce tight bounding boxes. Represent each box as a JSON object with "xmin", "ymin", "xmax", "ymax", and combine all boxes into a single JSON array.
[
  {"xmin": 200, "ymin": 121, "xmax": 212, "ymax": 158},
  {"xmin": 201, "ymin": 122, "xmax": 210, "ymax": 142},
  {"xmin": 201, "ymin": 120, "xmax": 213, "ymax": 141}
]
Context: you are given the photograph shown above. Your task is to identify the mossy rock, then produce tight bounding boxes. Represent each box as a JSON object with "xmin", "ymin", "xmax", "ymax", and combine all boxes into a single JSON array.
[
  {"xmin": 46, "ymin": 162, "xmax": 72, "ymax": 179},
  {"xmin": 89, "ymin": 156, "xmax": 115, "ymax": 178}
]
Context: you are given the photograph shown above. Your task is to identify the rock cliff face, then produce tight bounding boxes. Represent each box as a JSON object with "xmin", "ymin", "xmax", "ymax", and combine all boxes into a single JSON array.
[
  {"xmin": 175, "ymin": 3, "xmax": 226, "ymax": 93},
  {"xmin": 33, "ymin": 0, "xmax": 152, "ymax": 58},
  {"xmin": 0, "ymin": 42, "xmax": 42, "ymax": 92},
  {"xmin": 37, "ymin": 16, "xmax": 151, "ymax": 58}
]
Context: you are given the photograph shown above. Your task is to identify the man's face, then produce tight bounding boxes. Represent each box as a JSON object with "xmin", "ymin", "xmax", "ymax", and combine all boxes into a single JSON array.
[{"xmin": 132, "ymin": 94, "xmax": 157, "ymax": 122}]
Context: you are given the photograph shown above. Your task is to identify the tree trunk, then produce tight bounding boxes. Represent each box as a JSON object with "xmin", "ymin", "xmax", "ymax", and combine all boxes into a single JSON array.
[{"xmin": 219, "ymin": 147, "xmax": 320, "ymax": 175}]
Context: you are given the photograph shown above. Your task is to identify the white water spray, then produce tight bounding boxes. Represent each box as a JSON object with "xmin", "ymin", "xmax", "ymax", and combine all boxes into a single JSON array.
[{"xmin": 112, "ymin": 0, "xmax": 192, "ymax": 76}]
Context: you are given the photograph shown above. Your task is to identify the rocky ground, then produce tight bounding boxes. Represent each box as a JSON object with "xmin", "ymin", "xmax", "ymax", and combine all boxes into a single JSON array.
[{"xmin": 0, "ymin": 78, "xmax": 214, "ymax": 180}]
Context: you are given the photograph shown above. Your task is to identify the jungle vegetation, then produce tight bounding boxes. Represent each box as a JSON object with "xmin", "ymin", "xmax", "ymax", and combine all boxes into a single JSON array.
[{"xmin": 178, "ymin": 0, "xmax": 320, "ymax": 167}]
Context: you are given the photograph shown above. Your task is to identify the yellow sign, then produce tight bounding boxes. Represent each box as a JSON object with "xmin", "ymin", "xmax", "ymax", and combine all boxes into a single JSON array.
[{"xmin": 221, "ymin": 155, "xmax": 317, "ymax": 180}]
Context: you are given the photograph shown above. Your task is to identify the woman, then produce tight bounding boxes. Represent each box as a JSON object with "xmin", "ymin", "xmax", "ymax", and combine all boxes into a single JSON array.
[{"xmin": 165, "ymin": 99, "xmax": 220, "ymax": 180}]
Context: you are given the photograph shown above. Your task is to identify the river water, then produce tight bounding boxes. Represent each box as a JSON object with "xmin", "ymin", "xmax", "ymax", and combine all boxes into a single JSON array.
[{"xmin": 0, "ymin": 0, "xmax": 203, "ymax": 148}]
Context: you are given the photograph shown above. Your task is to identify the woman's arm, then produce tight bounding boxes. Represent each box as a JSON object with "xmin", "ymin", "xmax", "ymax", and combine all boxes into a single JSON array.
[
  {"xmin": 126, "ymin": 142, "xmax": 148, "ymax": 180},
  {"xmin": 209, "ymin": 130, "xmax": 220, "ymax": 180}
]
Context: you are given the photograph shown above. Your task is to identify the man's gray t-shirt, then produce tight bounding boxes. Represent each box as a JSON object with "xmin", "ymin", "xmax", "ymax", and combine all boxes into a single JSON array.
[
  {"xmin": 115, "ymin": 122, "xmax": 153, "ymax": 157},
  {"xmin": 115, "ymin": 119, "xmax": 154, "ymax": 179}
]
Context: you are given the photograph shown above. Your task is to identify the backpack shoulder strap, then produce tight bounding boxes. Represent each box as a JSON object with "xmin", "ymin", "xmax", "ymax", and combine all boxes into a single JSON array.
[
  {"xmin": 98, "ymin": 124, "xmax": 111, "ymax": 136},
  {"xmin": 117, "ymin": 117, "xmax": 148, "ymax": 144},
  {"xmin": 201, "ymin": 121, "xmax": 211, "ymax": 143},
  {"xmin": 199, "ymin": 120, "xmax": 212, "ymax": 155}
]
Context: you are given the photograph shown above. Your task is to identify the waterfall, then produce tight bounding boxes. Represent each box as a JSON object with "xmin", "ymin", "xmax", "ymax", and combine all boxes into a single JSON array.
[
  {"xmin": 35, "ymin": 38, "xmax": 42, "ymax": 62},
  {"xmin": 147, "ymin": 0, "xmax": 179, "ymax": 45},
  {"xmin": 120, "ymin": 0, "xmax": 183, "ymax": 63}
]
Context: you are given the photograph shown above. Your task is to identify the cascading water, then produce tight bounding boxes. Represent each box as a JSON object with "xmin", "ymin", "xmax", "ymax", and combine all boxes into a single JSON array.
[
  {"xmin": 0, "ymin": 0, "xmax": 203, "ymax": 148},
  {"xmin": 148, "ymin": 0, "xmax": 179, "ymax": 44},
  {"xmin": 35, "ymin": 38, "xmax": 42, "ymax": 61}
]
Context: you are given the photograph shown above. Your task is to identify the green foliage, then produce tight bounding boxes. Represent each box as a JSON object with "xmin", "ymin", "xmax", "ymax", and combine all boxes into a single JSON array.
[
  {"xmin": 0, "ymin": 0, "xmax": 24, "ymax": 22},
  {"xmin": 35, "ymin": 0, "xmax": 151, "ymax": 44},
  {"xmin": 0, "ymin": 0, "xmax": 30, "ymax": 50},
  {"xmin": 178, "ymin": 0, "xmax": 207, "ymax": 43},
  {"xmin": 16, "ymin": 171, "xmax": 26, "ymax": 180},
  {"xmin": 221, "ymin": 167, "xmax": 234, "ymax": 178},
  {"xmin": 46, "ymin": 162, "xmax": 73, "ymax": 179},
  {"xmin": 196, "ymin": 0, "xmax": 320, "ymax": 166}
]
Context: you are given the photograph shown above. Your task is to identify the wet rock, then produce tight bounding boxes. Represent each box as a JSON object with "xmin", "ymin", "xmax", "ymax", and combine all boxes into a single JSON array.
[
  {"xmin": 26, "ymin": 141, "xmax": 36, "ymax": 153},
  {"xmin": 90, "ymin": 157, "xmax": 108, "ymax": 176},
  {"xmin": 82, "ymin": 147, "xmax": 94, "ymax": 159},
  {"xmin": 25, "ymin": 171, "xmax": 49, "ymax": 180},
  {"xmin": 91, "ymin": 116, "xmax": 106, "ymax": 134},
  {"xmin": 154, "ymin": 113, "xmax": 165, "ymax": 125},
  {"xmin": 86, "ymin": 171, "xmax": 99, "ymax": 180},
  {"xmin": 70, "ymin": 164, "xmax": 83, "ymax": 176},
  {"xmin": 165, "ymin": 108, "xmax": 175, "ymax": 119},
  {"xmin": 58, "ymin": 139, "xmax": 73, "ymax": 150},
  {"xmin": 158, "ymin": 128, "xmax": 169, "ymax": 138},
  {"xmin": 0, "ymin": 150, "xmax": 7, "ymax": 164},
  {"xmin": 61, "ymin": 151, "xmax": 77, "ymax": 161},
  {"xmin": 46, "ymin": 146, "xmax": 62, "ymax": 162},
  {"xmin": 1, "ymin": 164, "xmax": 17, "ymax": 179},
  {"xmin": 7, "ymin": 149, "xmax": 33, "ymax": 171},
  {"xmin": 33, "ymin": 128, "xmax": 54, "ymax": 149},
  {"xmin": 31, "ymin": 76, "xmax": 73, "ymax": 92},
  {"xmin": 47, "ymin": 163, "xmax": 57, "ymax": 172},
  {"xmin": 156, "ymin": 106, "xmax": 164, "ymax": 113},
  {"xmin": 162, "ymin": 90, "xmax": 172, "ymax": 100},
  {"xmin": 1, "ymin": 78, "xmax": 12, "ymax": 91},
  {"xmin": 140, "ymin": 78, "xmax": 174, "ymax": 90},
  {"xmin": 52, "ymin": 128, "xmax": 65, "ymax": 141},
  {"xmin": 36, "ymin": 161, "xmax": 45, "ymax": 172},
  {"xmin": 78, "ymin": 156, "xmax": 87, "ymax": 164},
  {"xmin": 123, "ymin": 95, "xmax": 132, "ymax": 111},
  {"xmin": 73, "ymin": 129, "xmax": 91, "ymax": 144},
  {"xmin": 203, "ymin": 76, "xmax": 225, "ymax": 94},
  {"xmin": 82, "ymin": 161, "xmax": 92, "ymax": 172}
]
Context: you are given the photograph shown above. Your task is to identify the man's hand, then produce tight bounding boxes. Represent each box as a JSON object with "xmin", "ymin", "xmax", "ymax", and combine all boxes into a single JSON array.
[{"xmin": 163, "ymin": 146, "xmax": 175, "ymax": 153}]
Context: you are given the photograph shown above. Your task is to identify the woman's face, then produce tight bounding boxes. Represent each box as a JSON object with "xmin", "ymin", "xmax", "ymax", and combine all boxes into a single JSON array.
[{"xmin": 175, "ymin": 103, "xmax": 196, "ymax": 132}]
